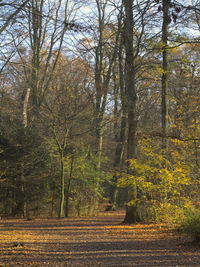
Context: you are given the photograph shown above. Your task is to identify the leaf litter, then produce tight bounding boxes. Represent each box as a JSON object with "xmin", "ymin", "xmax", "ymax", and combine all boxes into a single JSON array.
[{"xmin": 0, "ymin": 210, "xmax": 199, "ymax": 266}]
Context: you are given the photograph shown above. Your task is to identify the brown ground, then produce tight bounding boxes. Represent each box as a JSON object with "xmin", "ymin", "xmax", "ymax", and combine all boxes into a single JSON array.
[{"xmin": 0, "ymin": 210, "xmax": 200, "ymax": 266}]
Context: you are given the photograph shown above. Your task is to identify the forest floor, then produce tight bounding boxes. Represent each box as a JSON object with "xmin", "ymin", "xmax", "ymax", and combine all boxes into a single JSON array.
[{"xmin": 0, "ymin": 210, "xmax": 200, "ymax": 266}]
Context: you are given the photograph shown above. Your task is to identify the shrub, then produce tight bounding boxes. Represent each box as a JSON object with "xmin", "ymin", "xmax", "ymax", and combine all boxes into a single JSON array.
[{"xmin": 178, "ymin": 208, "xmax": 200, "ymax": 242}]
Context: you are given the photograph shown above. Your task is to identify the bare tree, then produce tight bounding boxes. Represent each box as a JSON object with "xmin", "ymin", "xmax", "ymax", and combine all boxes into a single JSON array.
[
  {"xmin": 94, "ymin": 0, "xmax": 122, "ymax": 170},
  {"xmin": 0, "ymin": 0, "xmax": 30, "ymax": 35}
]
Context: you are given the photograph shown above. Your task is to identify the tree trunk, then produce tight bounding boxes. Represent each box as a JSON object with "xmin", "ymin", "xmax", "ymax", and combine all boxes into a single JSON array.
[
  {"xmin": 31, "ymin": 0, "xmax": 42, "ymax": 109},
  {"xmin": 123, "ymin": 0, "xmax": 140, "ymax": 224},
  {"xmin": 111, "ymin": 33, "xmax": 128, "ymax": 210},
  {"xmin": 23, "ymin": 88, "xmax": 31, "ymax": 128},
  {"xmin": 58, "ymin": 151, "xmax": 65, "ymax": 218},
  {"xmin": 65, "ymin": 156, "xmax": 74, "ymax": 217},
  {"xmin": 161, "ymin": 0, "xmax": 170, "ymax": 145},
  {"xmin": 16, "ymin": 88, "xmax": 31, "ymax": 217},
  {"xmin": 65, "ymin": 179, "xmax": 71, "ymax": 218},
  {"xmin": 94, "ymin": 1, "xmax": 122, "ymax": 170},
  {"xmin": 94, "ymin": 0, "xmax": 104, "ymax": 170},
  {"xmin": 51, "ymin": 126, "xmax": 68, "ymax": 218}
]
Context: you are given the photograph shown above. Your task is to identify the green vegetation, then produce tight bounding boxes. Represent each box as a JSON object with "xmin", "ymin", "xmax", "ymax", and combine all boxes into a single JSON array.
[{"xmin": 177, "ymin": 208, "xmax": 200, "ymax": 242}]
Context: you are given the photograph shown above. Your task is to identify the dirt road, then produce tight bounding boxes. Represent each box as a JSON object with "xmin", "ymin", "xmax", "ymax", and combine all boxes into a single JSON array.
[{"xmin": 0, "ymin": 211, "xmax": 199, "ymax": 266}]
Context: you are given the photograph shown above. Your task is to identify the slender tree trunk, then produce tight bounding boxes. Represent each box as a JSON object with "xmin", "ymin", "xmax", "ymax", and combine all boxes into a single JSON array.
[
  {"xmin": 30, "ymin": 0, "xmax": 43, "ymax": 110},
  {"xmin": 94, "ymin": 1, "xmax": 122, "ymax": 170},
  {"xmin": 97, "ymin": 134, "xmax": 103, "ymax": 170},
  {"xmin": 111, "ymin": 33, "xmax": 128, "ymax": 210},
  {"xmin": 94, "ymin": 56, "xmax": 104, "ymax": 171},
  {"xmin": 65, "ymin": 179, "xmax": 71, "ymax": 218},
  {"xmin": 51, "ymin": 190, "xmax": 55, "ymax": 217},
  {"xmin": 161, "ymin": 0, "xmax": 169, "ymax": 145},
  {"xmin": 94, "ymin": 0, "xmax": 104, "ymax": 170},
  {"xmin": 23, "ymin": 88, "xmax": 31, "ymax": 128},
  {"xmin": 65, "ymin": 156, "xmax": 74, "ymax": 217},
  {"xmin": 52, "ymin": 126, "xmax": 68, "ymax": 218},
  {"xmin": 123, "ymin": 0, "xmax": 140, "ymax": 224},
  {"xmin": 20, "ymin": 162, "xmax": 27, "ymax": 217},
  {"xmin": 59, "ymin": 151, "xmax": 65, "ymax": 218},
  {"xmin": 112, "ymin": 113, "xmax": 127, "ymax": 209},
  {"xmin": 16, "ymin": 88, "xmax": 31, "ymax": 217},
  {"xmin": 111, "ymin": 72, "xmax": 120, "ymax": 210},
  {"xmin": 160, "ymin": 1, "xmax": 170, "ymax": 202}
]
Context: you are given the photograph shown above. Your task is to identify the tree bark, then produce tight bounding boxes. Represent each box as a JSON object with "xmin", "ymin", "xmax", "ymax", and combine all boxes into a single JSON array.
[
  {"xmin": 23, "ymin": 88, "xmax": 31, "ymax": 128},
  {"xmin": 123, "ymin": 0, "xmax": 140, "ymax": 224},
  {"xmin": 111, "ymin": 31, "xmax": 128, "ymax": 210},
  {"xmin": 161, "ymin": 0, "xmax": 170, "ymax": 143},
  {"xmin": 58, "ymin": 151, "xmax": 65, "ymax": 218},
  {"xmin": 30, "ymin": 0, "xmax": 43, "ymax": 109},
  {"xmin": 65, "ymin": 156, "xmax": 74, "ymax": 217},
  {"xmin": 16, "ymin": 87, "xmax": 31, "ymax": 217},
  {"xmin": 51, "ymin": 126, "xmax": 68, "ymax": 218}
]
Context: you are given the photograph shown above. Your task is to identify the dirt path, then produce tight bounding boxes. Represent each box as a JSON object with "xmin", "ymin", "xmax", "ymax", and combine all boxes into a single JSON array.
[{"xmin": 0, "ymin": 211, "xmax": 199, "ymax": 266}]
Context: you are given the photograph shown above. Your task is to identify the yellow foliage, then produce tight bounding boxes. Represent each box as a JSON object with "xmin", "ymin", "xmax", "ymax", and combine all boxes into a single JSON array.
[
  {"xmin": 118, "ymin": 135, "xmax": 196, "ymax": 208},
  {"xmin": 157, "ymin": 67, "xmax": 167, "ymax": 75}
]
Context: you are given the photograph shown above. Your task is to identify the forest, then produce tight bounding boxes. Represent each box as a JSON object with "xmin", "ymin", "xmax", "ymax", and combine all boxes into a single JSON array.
[{"xmin": 0, "ymin": 0, "xmax": 199, "ymax": 234}]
